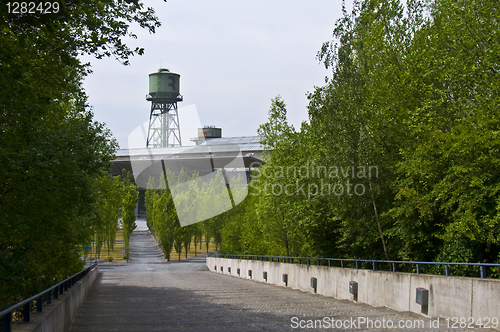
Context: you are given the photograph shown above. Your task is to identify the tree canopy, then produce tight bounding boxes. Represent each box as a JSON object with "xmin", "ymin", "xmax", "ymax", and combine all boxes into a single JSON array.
[
  {"xmin": 0, "ymin": 0, "xmax": 161, "ymax": 309},
  {"xmin": 216, "ymin": 0, "xmax": 500, "ymax": 276}
]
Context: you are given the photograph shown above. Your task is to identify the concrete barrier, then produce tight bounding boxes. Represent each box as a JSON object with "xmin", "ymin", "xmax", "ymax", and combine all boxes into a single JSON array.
[
  {"xmin": 12, "ymin": 265, "xmax": 98, "ymax": 332},
  {"xmin": 207, "ymin": 257, "xmax": 500, "ymax": 320}
]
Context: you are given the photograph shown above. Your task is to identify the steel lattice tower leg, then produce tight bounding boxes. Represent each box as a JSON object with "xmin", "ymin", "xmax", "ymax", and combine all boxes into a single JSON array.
[{"xmin": 147, "ymin": 101, "xmax": 182, "ymax": 148}]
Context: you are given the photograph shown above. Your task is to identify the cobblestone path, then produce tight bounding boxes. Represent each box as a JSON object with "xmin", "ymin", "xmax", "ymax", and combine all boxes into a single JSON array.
[{"xmin": 69, "ymin": 220, "xmax": 489, "ymax": 331}]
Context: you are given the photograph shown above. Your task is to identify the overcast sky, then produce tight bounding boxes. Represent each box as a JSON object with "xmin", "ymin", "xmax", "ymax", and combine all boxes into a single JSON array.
[{"xmin": 83, "ymin": 0, "xmax": 352, "ymax": 149}]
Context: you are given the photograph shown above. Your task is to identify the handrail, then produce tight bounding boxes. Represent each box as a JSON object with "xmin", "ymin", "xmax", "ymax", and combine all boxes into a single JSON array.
[
  {"xmin": 0, "ymin": 263, "xmax": 97, "ymax": 332},
  {"xmin": 209, "ymin": 254, "xmax": 500, "ymax": 279}
]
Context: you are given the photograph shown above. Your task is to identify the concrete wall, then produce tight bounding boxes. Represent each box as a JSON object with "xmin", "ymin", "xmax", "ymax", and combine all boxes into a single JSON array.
[
  {"xmin": 12, "ymin": 265, "xmax": 98, "ymax": 332},
  {"xmin": 207, "ymin": 257, "xmax": 500, "ymax": 320}
]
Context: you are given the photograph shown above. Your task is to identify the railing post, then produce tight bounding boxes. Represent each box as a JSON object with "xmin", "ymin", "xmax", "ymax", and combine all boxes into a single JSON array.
[
  {"xmin": 47, "ymin": 289, "xmax": 52, "ymax": 305},
  {"xmin": 392, "ymin": 263, "xmax": 397, "ymax": 272},
  {"xmin": 37, "ymin": 296, "xmax": 43, "ymax": 312},
  {"xmin": 328, "ymin": 259, "xmax": 331, "ymax": 267},
  {"xmin": 23, "ymin": 302, "xmax": 30, "ymax": 322},
  {"xmin": 307, "ymin": 258, "xmax": 310, "ymax": 265},
  {"xmin": 445, "ymin": 265, "xmax": 451, "ymax": 276},
  {"xmin": 59, "ymin": 284, "xmax": 64, "ymax": 295},
  {"xmin": 3, "ymin": 312, "xmax": 12, "ymax": 332},
  {"xmin": 480, "ymin": 266, "xmax": 487, "ymax": 279},
  {"xmin": 317, "ymin": 259, "xmax": 321, "ymax": 266},
  {"xmin": 341, "ymin": 260, "xmax": 344, "ymax": 268},
  {"xmin": 416, "ymin": 264, "xmax": 421, "ymax": 274},
  {"xmin": 54, "ymin": 287, "xmax": 58, "ymax": 299},
  {"xmin": 356, "ymin": 261, "xmax": 360, "ymax": 269},
  {"xmin": 372, "ymin": 262, "xmax": 377, "ymax": 271}
]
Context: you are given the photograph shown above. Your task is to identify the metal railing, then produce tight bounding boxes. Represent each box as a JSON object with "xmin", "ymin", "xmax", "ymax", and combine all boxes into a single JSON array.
[
  {"xmin": 209, "ymin": 254, "xmax": 500, "ymax": 279},
  {"xmin": 0, "ymin": 263, "xmax": 97, "ymax": 332}
]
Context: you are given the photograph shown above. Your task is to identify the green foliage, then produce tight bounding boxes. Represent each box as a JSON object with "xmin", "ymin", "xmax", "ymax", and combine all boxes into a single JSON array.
[
  {"xmin": 0, "ymin": 0, "xmax": 161, "ymax": 309},
  {"xmin": 125, "ymin": 0, "xmax": 500, "ymax": 276},
  {"xmin": 122, "ymin": 171, "xmax": 139, "ymax": 260},
  {"xmin": 93, "ymin": 173, "xmax": 123, "ymax": 258},
  {"xmin": 0, "ymin": 0, "xmax": 163, "ymax": 66},
  {"xmin": 218, "ymin": 0, "xmax": 500, "ymax": 273},
  {"xmin": 145, "ymin": 168, "xmax": 239, "ymax": 259},
  {"xmin": 147, "ymin": 173, "xmax": 179, "ymax": 261}
]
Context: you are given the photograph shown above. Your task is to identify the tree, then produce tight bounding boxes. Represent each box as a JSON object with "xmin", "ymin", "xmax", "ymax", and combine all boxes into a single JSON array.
[
  {"xmin": 0, "ymin": 0, "xmax": 162, "ymax": 309},
  {"xmin": 122, "ymin": 171, "xmax": 139, "ymax": 260},
  {"xmin": 192, "ymin": 223, "xmax": 203, "ymax": 256},
  {"xmin": 148, "ymin": 172, "xmax": 178, "ymax": 261},
  {"xmin": 173, "ymin": 226, "xmax": 184, "ymax": 261},
  {"xmin": 93, "ymin": 173, "xmax": 123, "ymax": 258},
  {"xmin": 145, "ymin": 177, "xmax": 158, "ymax": 232},
  {"xmin": 219, "ymin": 0, "xmax": 500, "ymax": 272},
  {"xmin": 388, "ymin": 0, "xmax": 500, "ymax": 266}
]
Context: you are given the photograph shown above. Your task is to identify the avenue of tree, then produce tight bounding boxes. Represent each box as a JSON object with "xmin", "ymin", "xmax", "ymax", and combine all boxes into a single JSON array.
[
  {"xmin": 146, "ymin": 0, "xmax": 500, "ymax": 277},
  {"xmin": 2, "ymin": 0, "xmax": 499, "ymax": 312},
  {"xmin": 145, "ymin": 170, "xmax": 247, "ymax": 261},
  {"xmin": 1, "ymin": 0, "xmax": 156, "ymax": 310},
  {"xmin": 227, "ymin": 0, "xmax": 500, "ymax": 275}
]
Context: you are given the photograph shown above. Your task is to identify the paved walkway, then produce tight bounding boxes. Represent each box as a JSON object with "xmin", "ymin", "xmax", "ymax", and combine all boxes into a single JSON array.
[{"xmin": 70, "ymin": 220, "xmax": 487, "ymax": 331}]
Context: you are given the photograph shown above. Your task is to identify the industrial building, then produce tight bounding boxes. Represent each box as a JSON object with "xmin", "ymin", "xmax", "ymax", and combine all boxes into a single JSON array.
[{"xmin": 112, "ymin": 131, "xmax": 265, "ymax": 216}]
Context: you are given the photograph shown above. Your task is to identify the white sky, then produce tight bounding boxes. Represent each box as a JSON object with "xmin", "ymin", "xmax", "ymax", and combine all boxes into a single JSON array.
[{"xmin": 83, "ymin": 0, "xmax": 352, "ymax": 149}]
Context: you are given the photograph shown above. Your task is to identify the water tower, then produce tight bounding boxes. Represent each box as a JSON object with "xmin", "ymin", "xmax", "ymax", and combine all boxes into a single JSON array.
[{"xmin": 146, "ymin": 69, "xmax": 183, "ymax": 148}]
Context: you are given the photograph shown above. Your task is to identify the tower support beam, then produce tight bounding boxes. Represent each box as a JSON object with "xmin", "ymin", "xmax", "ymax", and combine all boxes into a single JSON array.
[{"xmin": 147, "ymin": 101, "xmax": 182, "ymax": 148}]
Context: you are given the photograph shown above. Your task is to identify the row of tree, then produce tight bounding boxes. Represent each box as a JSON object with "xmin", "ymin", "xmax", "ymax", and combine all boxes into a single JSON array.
[
  {"xmin": 145, "ymin": 169, "xmax": 247, "ymax": 260},
  {"xmin": 138, "ymin": 0, "xmax": 499, "ymax": 277},
  {"xmin": 1, "ymin": 0, "xmax": 161, "ymax": 310},
  {"xmin": 216, "ymin": 0, "xmax": 500, "ymax": 276},
  {"xmin": 93, "ymin": 171, "xmax": 139, "ymax": 261}
]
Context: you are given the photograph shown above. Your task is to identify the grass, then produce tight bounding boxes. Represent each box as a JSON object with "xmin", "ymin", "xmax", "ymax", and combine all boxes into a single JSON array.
[
  {"xmin": 85, "ymin": 228, "xmax": 126, "ymax": 262},
  {"xmin": 169, "ymin": 240, "xmax": 217, "ymax": 260},
  {"xmin": 85, "ymin": 225, "xmax": 217, "ymax": 262}
]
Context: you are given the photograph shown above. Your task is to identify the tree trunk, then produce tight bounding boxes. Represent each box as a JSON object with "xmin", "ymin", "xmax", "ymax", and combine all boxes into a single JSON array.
[
  {"xmin": 369, "ymin": 178, "xmax": 390, "ymax": 260},
  {"xmin": 280, "ymin": 212, "xmax": 290, "ymax": 257}
]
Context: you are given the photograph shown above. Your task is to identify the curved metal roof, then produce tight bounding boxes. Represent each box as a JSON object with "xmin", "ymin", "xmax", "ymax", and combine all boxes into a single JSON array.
[{"xmin": 115, "ymin": 136, "xmax": 266, "ymax": 160}]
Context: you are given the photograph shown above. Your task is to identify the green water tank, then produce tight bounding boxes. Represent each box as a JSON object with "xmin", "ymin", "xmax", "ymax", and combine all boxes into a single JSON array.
[{"xmin": 147, "ymin": 69, "xmax": 182, "ymax": 101}]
